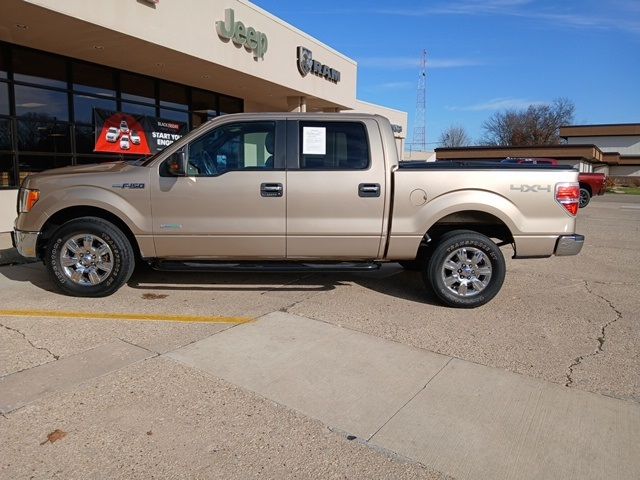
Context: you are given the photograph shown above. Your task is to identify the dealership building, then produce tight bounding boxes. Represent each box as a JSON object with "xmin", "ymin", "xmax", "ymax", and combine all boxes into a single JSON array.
[{"xmin": 0, "ymin": 0, "xmax": 407, "ymax": 243}]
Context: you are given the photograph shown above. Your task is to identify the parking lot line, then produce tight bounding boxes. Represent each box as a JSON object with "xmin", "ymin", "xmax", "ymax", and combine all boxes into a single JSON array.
[{"xmin": 0, "ymin": 309, "xmax": 253, "ymax": 325}]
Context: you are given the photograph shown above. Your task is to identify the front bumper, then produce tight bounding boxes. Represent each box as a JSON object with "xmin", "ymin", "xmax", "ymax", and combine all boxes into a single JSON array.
[
  {"xmin": 554, "ymin": 234, "xmax": 585, "ymax": 256},
  {"xmin": 12, "ymin": 230, "xmax": 40, "ymax": 259}
]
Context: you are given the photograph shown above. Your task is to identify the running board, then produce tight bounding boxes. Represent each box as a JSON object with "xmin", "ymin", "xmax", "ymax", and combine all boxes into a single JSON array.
[{"xmin": 150, "ymin": 261, "xmax": 382, "ymax": 273}]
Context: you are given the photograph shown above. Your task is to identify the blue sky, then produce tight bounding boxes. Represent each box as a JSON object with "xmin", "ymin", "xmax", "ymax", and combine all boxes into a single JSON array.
[{"xmin": 253, "ymin": 0, "xmax": 640, "ymax": 148}]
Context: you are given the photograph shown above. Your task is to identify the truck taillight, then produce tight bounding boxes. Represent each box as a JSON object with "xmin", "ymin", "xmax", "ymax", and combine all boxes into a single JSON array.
[{"xmin": 555, "ymin": 183, "xmax": 579, "ymax": 216}]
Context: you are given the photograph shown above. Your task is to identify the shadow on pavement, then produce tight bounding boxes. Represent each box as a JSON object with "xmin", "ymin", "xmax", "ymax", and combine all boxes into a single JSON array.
[
  {"xmin": 0, "ymin": 261, "xmax": 441, "ymax": 306},
  {"xmin": 127, "ymin": 264, "xmax": 440, "ymax": 306}
]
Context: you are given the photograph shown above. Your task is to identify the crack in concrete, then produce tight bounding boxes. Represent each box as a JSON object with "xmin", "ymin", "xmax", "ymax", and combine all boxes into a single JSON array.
[
  {"xmin": 565, "ymin": 281, "xmax": 623, "ymax": 387},
  {"xmin": 279, "ymin": 298, "xmax": 308, "ymax": 313},
  {"xmin": 260, "ymin": 273, "xmax": 316, "ymax": 296},
  {"xmin": 117, "ymin": 338, "xmax": 161, "ymax": 357},
  {"xmin": 367, "ymin": 357, "xmax": 453, "ymax": 442},
  {"xmin": 0, "ymin": 322, "xmax": 59, "ymax": 361}
]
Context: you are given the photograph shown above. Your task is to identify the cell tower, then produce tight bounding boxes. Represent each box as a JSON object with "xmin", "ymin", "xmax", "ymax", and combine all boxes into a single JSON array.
[{"xmin": 412, "ymin": 49, "xmax": 427, "ymax": 152}]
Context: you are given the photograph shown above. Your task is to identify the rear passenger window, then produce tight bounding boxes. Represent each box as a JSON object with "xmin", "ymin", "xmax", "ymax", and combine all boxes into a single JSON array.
[{"xmin": 299, "ymin": 122, "xmax": 369, "ymax": 170}]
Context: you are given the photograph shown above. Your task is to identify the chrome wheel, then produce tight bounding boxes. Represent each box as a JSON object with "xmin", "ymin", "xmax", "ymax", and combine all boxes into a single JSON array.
[
  {"xmin": 59, "ymin": 234, "xmax": 114, "ymax": 286},
  {"xmin": 441, "ymin": 247, "xmax": 492, "ymax": 297}
]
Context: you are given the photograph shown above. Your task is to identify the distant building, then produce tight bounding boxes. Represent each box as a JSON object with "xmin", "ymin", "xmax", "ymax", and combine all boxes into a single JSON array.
[
  {"xmin": 402, "ymin": 150, "xmax": 436, "ymax": 162},
  {"xmin": 434, "ymin": 123, "xmax": 640, "ymax": 182},
  {"xmin": 560, "ymin": 124, "xmax": 640, "ymax": 179}
]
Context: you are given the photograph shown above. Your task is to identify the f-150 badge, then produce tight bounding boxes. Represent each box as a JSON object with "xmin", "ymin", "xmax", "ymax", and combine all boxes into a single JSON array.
[{"xmin": 112, "ymin": 183, "xmax": 145, "ymax": 189}]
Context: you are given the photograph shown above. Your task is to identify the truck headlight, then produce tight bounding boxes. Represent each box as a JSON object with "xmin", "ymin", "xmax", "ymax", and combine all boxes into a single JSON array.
[{"xmin": 18, "ymin": 188, "xmax": 40, "ymax": 213}]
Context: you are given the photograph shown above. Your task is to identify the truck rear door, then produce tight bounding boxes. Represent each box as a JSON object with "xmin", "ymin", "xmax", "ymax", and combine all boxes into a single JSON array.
[{"xmin": 285, "ymin": 119, "xmax": 387, "ymax": 259}]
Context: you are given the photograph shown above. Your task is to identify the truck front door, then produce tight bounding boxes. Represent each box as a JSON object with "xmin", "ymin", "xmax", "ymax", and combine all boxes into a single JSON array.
[
  {"xmin": 151, "ymin": 120, "xmax": 286, "ymax": 259},
  {"xmin": 285, "ymin": 119, "xmax": 387, "ymax": 259}
]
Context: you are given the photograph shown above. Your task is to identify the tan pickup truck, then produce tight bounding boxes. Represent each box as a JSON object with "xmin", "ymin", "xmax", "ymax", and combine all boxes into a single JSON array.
[{"xmin": 13, "ymin": 113, "xmax": 584, "ymax": 307}]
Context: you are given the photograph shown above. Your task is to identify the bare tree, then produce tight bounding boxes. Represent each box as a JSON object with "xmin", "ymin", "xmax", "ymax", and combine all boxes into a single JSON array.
[
  {"xmin": 481, "ymin": 98, "xmax": 575, "ymax": 146},
  {"xmin": 438, "ymin": 125, "xmax": 471, "ymax": 148}
]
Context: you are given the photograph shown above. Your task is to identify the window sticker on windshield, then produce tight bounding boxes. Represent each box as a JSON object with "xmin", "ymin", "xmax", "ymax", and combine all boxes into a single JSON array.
[{"xmin": 302, "ymin": 127, "xmax": 326, "ymax": 155}]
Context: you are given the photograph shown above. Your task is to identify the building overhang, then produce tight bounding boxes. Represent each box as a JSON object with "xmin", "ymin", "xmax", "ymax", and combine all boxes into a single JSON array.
[
  {"xmin": 1, "ymin": 0, "xmax": 358, "ymax": 112},
  {"xmin": 435, "ymin": 144, "xmax": 605, "ymax": 163},
  {"xmin": 560, "ymin": 123, "xmax": 640, "ymax": 138},
  {"xmin": 618, "ymin": 155, "xmax": 640, "ymax": 166}
]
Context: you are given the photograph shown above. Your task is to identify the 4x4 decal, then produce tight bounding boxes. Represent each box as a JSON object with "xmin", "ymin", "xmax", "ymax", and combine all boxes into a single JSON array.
[{"xmin": 510, "ymin": 184, "xmax": 551, "ymax": 193}]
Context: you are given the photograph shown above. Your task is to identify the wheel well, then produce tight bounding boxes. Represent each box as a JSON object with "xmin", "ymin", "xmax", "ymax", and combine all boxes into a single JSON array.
[
  {"xmin": 414, "ymin": 211, "xmax": 514, "ymax": 259},
  {"xmin": 579, "ymin": 183, "xmax": 592, "ymax": 195},
  {"xmin": 37, "ymin": 206, "xmax": 141, "ymax": 260}
]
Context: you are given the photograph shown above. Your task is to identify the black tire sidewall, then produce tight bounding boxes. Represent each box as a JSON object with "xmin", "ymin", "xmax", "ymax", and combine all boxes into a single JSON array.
[
  {"xmin": 46, "ymin": 218, "xmax": 134, "ymax": 297},
  {"xmin": 425, "ymin": 233, "xmax": 506, "ymax": 308},
  {"xmin": 579, "ymin": 188, "xmax": 590, "ymax": 208}
]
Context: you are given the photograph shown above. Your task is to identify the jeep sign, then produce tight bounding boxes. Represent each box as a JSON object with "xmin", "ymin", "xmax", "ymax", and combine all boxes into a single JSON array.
[
  {"xmin": 297, "ymin": 46, "xmax": 340, "ymax": 83},
  {"xmin": 216, "ymin": 9, "xmax": 268, "ymax": 60}
]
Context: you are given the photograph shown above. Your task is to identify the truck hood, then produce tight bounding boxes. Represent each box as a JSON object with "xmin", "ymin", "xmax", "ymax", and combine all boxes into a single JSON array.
[
  {"xmin": 34, "ymin": 161, "xmax": 137, "ymax": 177},
  {"xmin": 22, "ymin": 161, "xmax": 148, "ymax": 189}
]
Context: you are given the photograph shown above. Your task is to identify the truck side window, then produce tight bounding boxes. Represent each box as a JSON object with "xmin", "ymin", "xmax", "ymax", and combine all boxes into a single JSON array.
[
  {"xmin": 298, "ymin": 122, "xmax": 369, "ymax": 170},
  {"xmin": 186, "ymin": 121, "xmax": 276, "ymax": 176}
]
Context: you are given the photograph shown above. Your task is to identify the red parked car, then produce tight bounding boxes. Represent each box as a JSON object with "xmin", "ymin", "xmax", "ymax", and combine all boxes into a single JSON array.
[
  {"xmin": 577, "ymin": 172, "xmax": 607, "ymax": 208},
  {"xmin": 501, "ymin": 158, "xmax": 606, "ymax": 208}
]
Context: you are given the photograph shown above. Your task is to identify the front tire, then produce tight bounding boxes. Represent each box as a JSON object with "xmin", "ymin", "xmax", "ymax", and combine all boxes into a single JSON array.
[
  {"xmin": 45, "ymin": 217, "xmax": 135, "ymax": 297},
  {"xmin": 424, "ymin": 231, "xmax": 505, "ymax": 308},
  {"xmin": 579, "ymin": 188, "xmax": 591, "ymax": 208}
]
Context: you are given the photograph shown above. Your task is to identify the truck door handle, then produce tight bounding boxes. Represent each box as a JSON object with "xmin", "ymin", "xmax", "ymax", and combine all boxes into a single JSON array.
[
  {"xmin": 358, "ymin": 183, "xmax": 380, "ymax": 198},
  {"xmin": 260, "ymin": 183, "xmax": 283, "ymax": 197}
]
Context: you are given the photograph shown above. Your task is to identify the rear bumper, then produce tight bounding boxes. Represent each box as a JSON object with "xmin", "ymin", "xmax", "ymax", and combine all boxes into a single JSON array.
[
  {"xmin": 12, "ymin": 229, "xmax": 40, "ymax": 259},
  {"xmin": 554, "ymin": 234, "xmax": 584, "ymax": 256}
]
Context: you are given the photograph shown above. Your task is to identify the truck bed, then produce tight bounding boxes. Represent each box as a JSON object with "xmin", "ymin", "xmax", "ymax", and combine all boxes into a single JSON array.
[{"xmin": 398, "ymin": 161, "xmax": 576, "ymax": 171}]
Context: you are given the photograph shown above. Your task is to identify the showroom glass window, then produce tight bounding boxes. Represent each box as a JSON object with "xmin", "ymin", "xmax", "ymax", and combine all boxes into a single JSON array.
[
  {"xmin": 0, "ymin": 41, "xmax": 244, "ymax": 185},
  {"xmin": 12, "ymin": 47, "xmax": 72, "ymax": 179},
  {"xmin": 72, "ymin": 62, "xmax": 117, "ymax": 160},
  {"xmin": 191, "ymin": 89, "xmax": 218, "ymax": 128},
  {"xmin": 0, "ymin": 45, "xmax": 12, "ymax": 187},
  {"xmin": 0, "ymin": 46, "xmax": 8, "ymax": 114},
  {"xmin": 159, "ymin": 81, "xmax": 189, "ymax": 123}
]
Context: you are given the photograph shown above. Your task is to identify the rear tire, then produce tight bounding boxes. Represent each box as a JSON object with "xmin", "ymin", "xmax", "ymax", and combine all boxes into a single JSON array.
[
  {"xmin": 579, "ymin": 188, "xmax": 591, "ymax": 208},
  {"xmin": 424, "ymin": 231, "xmax": 505, "ymax": 308},
  {"xmin": 45, "ymin": 217, "xmax": 135, "ymax": 297}
]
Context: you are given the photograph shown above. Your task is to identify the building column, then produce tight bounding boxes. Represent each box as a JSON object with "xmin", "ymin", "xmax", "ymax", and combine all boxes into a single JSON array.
[{"xmin": 287, "ymin": 96, "xmax": 307, "ymax": 112}]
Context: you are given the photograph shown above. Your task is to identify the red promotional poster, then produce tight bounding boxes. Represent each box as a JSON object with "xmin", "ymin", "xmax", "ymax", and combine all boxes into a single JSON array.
[
  {"xmin": 94, "ymin": 109, "xmax": 187, "ymax": 155},
  {"xmin": 94, "ymin": 111, "xmax": 152, "ymax": 155}
]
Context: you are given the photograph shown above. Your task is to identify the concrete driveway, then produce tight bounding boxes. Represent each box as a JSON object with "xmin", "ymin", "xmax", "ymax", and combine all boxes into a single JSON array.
[{"xmin": 0, "ymin": 194, "xmax": 639, "ymax": 479}]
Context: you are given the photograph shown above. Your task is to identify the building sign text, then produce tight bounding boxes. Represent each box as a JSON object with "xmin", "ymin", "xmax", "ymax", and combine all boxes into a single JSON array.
[
  {"xmin": 297, "ymin": 47, "xmax": 340, "ymax": 83},
  {"xmin": 216, "ymin": 8, "xmax": 268, "ymax": 60}
]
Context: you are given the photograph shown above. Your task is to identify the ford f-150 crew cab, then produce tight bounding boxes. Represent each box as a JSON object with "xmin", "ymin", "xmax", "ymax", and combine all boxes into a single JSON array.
[{"xmin": 13, "ymin": 113, "xmax": 584, "ymax": 308}]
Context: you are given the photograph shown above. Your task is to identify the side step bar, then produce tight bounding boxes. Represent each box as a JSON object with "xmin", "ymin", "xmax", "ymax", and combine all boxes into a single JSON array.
[{"xmin": 150, "ymin": 261, "xmax": 382, "ymax": 273}]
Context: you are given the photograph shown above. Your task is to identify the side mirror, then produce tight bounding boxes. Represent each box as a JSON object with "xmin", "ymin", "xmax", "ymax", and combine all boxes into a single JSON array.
[{"xmin": 166, "ymin": 149, "xmax": 186, "ymax": 176}]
